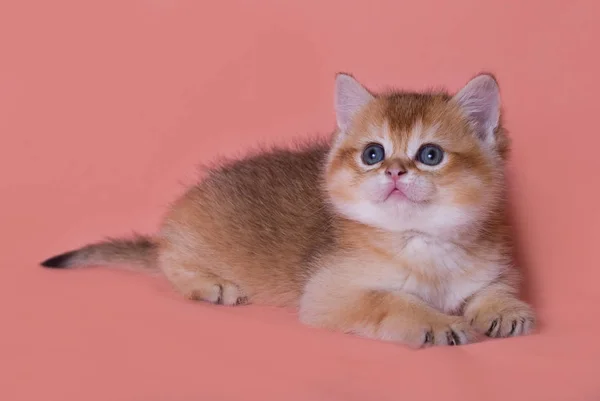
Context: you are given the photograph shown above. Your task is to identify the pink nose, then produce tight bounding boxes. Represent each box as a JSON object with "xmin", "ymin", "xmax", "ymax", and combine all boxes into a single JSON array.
[{"xmin": 385, "ymin": 167, "xmax": 406, "ymax": 178}]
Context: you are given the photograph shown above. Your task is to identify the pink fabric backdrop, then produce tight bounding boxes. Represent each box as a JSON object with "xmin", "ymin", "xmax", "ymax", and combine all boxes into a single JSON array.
[{"xmin": 1, "ymin": 1, "xmax": 599, "ymax": 400}]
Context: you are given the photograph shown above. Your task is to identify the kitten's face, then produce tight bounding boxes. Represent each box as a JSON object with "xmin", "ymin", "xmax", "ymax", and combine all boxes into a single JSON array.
[{"xmin": 326, "ymin": 74, "xmax": 508, "ymax": 237}]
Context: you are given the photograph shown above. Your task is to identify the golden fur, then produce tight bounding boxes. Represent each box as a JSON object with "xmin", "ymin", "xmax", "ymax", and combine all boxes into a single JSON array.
[{"xmin": 41, "ymin": 73, "xmax": 535, "ymax": 347}]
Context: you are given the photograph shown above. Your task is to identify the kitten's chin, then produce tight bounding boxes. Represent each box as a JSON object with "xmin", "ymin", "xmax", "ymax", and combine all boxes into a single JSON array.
[{"xmin": 331, "ymin": 197, "xmax": 476, "ymax": 237}]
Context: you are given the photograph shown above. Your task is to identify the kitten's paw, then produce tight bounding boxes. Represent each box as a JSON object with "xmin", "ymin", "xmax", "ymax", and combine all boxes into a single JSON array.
[
  {"xmin": 220, "ymin": 283, "xmax": 249, "ymax": 306},
  {"xmin": 185, "ymin": 280, "xmax": 248, "ymax": 306},
  {"xmin": 466, "ymin": 299, "xmax": 535, "ymax": 338},
  {"xmin": 388, "ymin": 315, "xmax": 476, "ymax": 348},
  {"xmin": 420, "ymin": 316, "xmax": 476, "ymax": 347}
]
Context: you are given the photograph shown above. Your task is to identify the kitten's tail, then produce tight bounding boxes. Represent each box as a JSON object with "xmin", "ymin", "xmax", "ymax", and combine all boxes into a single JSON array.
[{"xmin": 40, "ymin": 234, "xmax": 159, "ymax": 271}]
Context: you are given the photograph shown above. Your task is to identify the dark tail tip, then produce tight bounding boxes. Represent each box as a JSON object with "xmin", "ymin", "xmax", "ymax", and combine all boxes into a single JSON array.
[{"xmin": 40, "ymin": 250, "xmax": 77, "ymax": 268}]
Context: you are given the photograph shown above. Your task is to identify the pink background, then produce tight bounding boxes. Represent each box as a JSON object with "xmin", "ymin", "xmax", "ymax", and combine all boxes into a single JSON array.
[{"xmin": 1, "ymin": 1, "xmax": 599, "ymax": 400}]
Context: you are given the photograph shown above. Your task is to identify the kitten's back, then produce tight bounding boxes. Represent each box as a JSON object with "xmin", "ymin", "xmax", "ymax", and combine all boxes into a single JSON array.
[{"xmin": 159, "ymin": 140, "xmax": 335, "ymax": 305}]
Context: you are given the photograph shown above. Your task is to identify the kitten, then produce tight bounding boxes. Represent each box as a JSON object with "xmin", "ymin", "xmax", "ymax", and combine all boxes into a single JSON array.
[{"xmin": 41, "ymin": 73, "xmax": 535, "ymax": 347}]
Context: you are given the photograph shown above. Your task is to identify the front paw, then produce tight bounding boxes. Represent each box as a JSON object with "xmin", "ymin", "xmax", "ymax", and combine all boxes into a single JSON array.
[
  {"xmin": 378, "ymin": 312, "xmax": 476, "ymax": 348},
  {"xmin": 466, "ymin": 298, "xmax": 535, "ymax": 338},
  {"xmin": 421, "ymin": 316, "xmax": 476, "ymax": 347}
]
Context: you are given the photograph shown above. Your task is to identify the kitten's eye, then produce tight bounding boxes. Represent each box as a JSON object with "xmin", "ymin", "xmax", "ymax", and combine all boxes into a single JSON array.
[
  {"xmin": 417, "ymin": 144, "xmax": 444, "ymax": 166},
  {"xmin": 361, "ymin": 143, "xmax": 385, "ymax": 165}
]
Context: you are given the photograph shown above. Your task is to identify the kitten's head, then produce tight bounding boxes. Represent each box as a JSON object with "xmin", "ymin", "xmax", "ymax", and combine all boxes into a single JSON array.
[{"xmin": 325, "ymin": 73, "xmax": 509, "ymax": 237}]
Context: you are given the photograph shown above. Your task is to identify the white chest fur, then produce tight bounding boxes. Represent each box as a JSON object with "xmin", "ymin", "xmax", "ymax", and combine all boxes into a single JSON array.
[
  {"xmin": 399, "ymin": 235, "xmax": 499, "ymax": 312},
  {"xmin": 354, "ymin": 234, "xmax": 501, "ymax": 313}
]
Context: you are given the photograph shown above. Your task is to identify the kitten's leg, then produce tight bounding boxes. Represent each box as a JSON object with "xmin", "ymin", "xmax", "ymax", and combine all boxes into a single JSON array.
[
  {"xmin": 300, "ymin": 275, "xmax": 475, "ymax": 347},
  {"xmin": 463, "ymin": 271, "xmax": 535, "ymax": 338},
  {"xmin": 161, "ymin": 260, "xmax": 248, "ymax": 306}
]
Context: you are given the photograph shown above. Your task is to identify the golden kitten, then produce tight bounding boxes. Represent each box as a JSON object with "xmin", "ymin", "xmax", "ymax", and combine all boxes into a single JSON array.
[{"xmin": 41, "ymin": 73, "xmax": 535, "ymax": 347}]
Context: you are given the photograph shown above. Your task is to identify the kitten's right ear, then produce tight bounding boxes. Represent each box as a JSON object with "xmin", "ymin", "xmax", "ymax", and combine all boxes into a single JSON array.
[{"xmin": 335, "ymin": 73, "xmax": 374, "ymax": 132}]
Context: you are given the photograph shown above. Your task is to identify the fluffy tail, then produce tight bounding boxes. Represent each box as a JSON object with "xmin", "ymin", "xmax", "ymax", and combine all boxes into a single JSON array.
[{"xmin": 40, "ymin": 234, "xmax": 159, "ymax": 271}]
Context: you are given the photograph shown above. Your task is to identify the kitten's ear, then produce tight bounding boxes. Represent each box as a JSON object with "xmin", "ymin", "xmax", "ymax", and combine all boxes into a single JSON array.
[
  {"xmin": 335, "ymin": 73, "xmax": 374, "ymax": 132},
  {"xmin": 453, "ymin": 74, "xmax": 501, "ymax": 145}
]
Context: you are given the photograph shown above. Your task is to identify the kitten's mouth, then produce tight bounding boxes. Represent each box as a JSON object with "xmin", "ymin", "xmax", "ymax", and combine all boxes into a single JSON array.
[{"xmin": 384, "ymin": 187, "xmax": 409, "ymax": 201}]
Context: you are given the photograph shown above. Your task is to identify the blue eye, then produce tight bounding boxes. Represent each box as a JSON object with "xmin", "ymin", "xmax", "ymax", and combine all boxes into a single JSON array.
[
  {"xmin": 417, "ymin": 144, "xmax": 444, "ymax": 166},
  {"xmin": 361, "ymin": 143, "xmax": 385, "ymax": 165}
]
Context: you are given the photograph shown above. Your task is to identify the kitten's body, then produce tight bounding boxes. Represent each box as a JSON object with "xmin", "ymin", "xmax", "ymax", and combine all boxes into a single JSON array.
[
  {"xmin": 160, "ymin": 143, "xmax": 333, "ymax": 307},
  {"xmin": 42, "ymin": 73, "xmax": 535, "ymax": 347}
]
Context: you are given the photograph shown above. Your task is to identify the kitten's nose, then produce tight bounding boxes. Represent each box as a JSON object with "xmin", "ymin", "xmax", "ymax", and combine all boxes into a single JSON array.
[{"xmin": 385, "ymin": 166, "xmax": 406, "ymax": 178}]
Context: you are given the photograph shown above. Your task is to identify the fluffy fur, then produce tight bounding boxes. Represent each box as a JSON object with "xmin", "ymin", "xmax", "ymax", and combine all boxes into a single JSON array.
[{"xmin": 41, "ymin": 73, "xmax": 535, "ymax": 347}]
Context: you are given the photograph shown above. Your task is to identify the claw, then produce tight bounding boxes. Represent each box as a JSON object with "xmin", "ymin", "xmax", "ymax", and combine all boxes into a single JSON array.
[
  {"xmin": 423, "ymin": 331, "xmax": 434, "ymax": 346},
  {"xmin": 486, "ymin": 318, "xmax": 498, "ymax": 337},
  {"xmin": 509, "ymin": 320, "xmax": 518, "ymax": 335},
  {"xmin": 215, "ymin": 284, "xmax": 223, "ymax": 304},
  {"xmin": 447, "ymin": 330, "xmax": 460, "ymax": 346}
]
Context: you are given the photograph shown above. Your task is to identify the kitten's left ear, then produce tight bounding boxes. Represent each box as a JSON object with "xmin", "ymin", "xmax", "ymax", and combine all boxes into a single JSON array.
[
  {"xmin": 453, "ymin": 74, "xmax": 501, "ymax": 145},
  {"xmin": 335, "ymin": 73, "xmax": 374, "ymax": 132}
]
